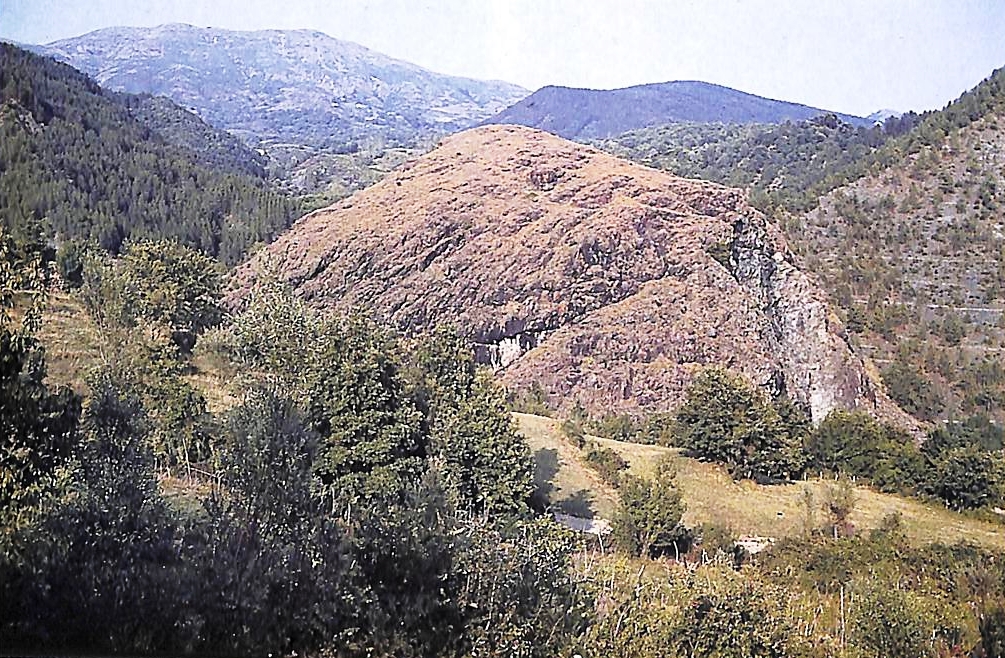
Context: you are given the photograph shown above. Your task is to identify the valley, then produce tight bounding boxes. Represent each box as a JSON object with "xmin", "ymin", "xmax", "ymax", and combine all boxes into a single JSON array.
[{"xmin": 2, "ymin": 15, "xmax": 1005, "ymax": 658}]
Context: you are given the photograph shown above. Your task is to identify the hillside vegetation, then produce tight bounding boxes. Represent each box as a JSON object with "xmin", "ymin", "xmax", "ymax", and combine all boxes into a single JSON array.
[
  {"xmin": 597, "ymin": 113, "xmax": 916, "ymax": 213},
  {"xmin": 787, "ymin": 68, "xmax": 1005, "ymax": 425},
  {"xmin": 517, "ymin": 412, "xmax": 1005, "ymax": 550},
  {"xmin": 598, "ymin": 66, "xmax": 1005, "ymax": 426},
  {"xmin": 0, "ymin": 44, "xmax": 302, "ymax": 264}
]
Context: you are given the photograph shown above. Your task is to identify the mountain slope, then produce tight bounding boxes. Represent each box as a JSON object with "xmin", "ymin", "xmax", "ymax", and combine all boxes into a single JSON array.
[
  {"xmin": 595, "ymin": 114, "xmax": 906, "ymax": 213},
  {"xmin": 34, "ymin": 24, "xmax": 528, "ymax": 147},
  {"xmin": 482, "ymin": 81, "xmax": 870, "ymax": 140},
  {"xmin": 786, "ymin": 66, "xmax": 1005, "ymax": 423},
  {"xmin": 230, "ymin": 124, "xmax": 911, "ymax": 427},
  {"xmin": 0, "ymin": 43, "xmax": 301, "ymax": 264}
]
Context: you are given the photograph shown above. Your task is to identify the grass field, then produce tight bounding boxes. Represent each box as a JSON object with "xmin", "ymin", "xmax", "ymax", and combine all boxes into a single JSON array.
[{"xmin": 515, "ymin": 412, "xmax": 1005, "ymax": 550}]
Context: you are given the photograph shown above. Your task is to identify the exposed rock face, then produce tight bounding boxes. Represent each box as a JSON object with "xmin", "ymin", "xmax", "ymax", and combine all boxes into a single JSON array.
[{"xmin": 230, "ymin": 125, "xmax": 910, "ymax": 426}]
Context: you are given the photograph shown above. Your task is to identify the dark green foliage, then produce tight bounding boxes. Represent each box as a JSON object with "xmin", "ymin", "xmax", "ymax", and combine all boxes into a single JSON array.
[
  {"xmin": 4, "ymin": 374, "xmax": 189, "ymax": 653},
  {"xmin": 882, "ymin": 358, "xmax": 946, "ymax": 421},
  {"xmin": 922, "ymin": 445, "xmax": 1005, "ymax": 511},
  {"xmin": 582, "ymin": 441, "xmax": 629, "ymax": 487},
  {"xmin": 450, "ymin": 518, "xmax": 589, "ymax": 657},
  {"xmin": 0, "ymin": 44, "xmax": 301, "ymax": 265},
  {"xmin": 924, "ymin": 414, "xmax": 1005, "ymax": 455},
  {"xmin": 430, "ymin": 375, "xmax": 536, "ymax": 515},
  {"xmin": 404, "ymin": 325, "xmax": 477, "ymax": 423},
  {"xmin": 806, "ymin": 410, "xmax": 925, "ymax": 493},
  {"xmin": 674, "ymin": 368, "xmax": 807, "ymax": 481},
  {"xmin": 406, "ymin": 328, "xmax": 536, "ymax": 515},
  {"xmin": 116, "ymin": 92, "xmax": 267, "ymax": 178},
  {"xmin": 979, "ymin": 603, "xmax": 1005, "ymax": 658},
  {"xmin": 192, "ymin": 389, "xmax": 354, "ymax": 655},
  {"xmin": 602, "ymin": 66, "xmax": 1005, "ymax": 221},
  {"xmin": 304, "ymin": 316, "xmax": 426, "ymax": 500},
  {"xmin": 640, "ymin": 411, "xmax": 676, "ymax": 445},
  {"xmin": 600, "ymin": 114, "xmax": 898, "ymax": 214},
  {"xmin": 54, "ymin": 239, "xmax": 84, "ymax": 287},
  {"xmin": 612, "ymin": 456, "xmax": 687, "ymax": 558}
]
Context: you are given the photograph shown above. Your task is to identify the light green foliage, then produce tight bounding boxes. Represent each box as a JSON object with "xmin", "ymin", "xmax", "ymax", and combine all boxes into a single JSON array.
[
  {"xmin": 851, "ymin": 582, "xmax": 937, "ymax": 658},
  {"xmin": 589, "ymin": 413, "xmax": 641, "ymax": 442},
  {"xmin": 221, "ymin": 278, "xmax": 327, "ymax": 379},
  {"xmin": 612, "ymin": 455, "xmax": 687, "ymax": 557},
  {"xmin": 80, "ymin": 239, "xmax": 222, "ymax": 352},
  {"xmin": 674, "ymin": 368, "xmax": 807, "ymax": 481},
  {"xmin": 119, "ymin": 240, "xmax": 222, "ymax": 350},
  {"xmin": 585, "ymin": 569, "xmax": 807, "ymax": 658},
  {"xmin": 92, "ymin": 344, "xmax": 213, "ymax": 470}
]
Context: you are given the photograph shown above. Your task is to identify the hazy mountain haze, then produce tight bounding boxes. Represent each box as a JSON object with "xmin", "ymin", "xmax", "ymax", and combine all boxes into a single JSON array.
[{"xmin": 2, "ymin": 0, "xmax": 1004, "ymax": 117}]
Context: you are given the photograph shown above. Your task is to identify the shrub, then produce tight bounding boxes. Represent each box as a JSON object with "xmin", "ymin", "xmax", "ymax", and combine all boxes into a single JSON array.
[
  {"xmin": 612, "ymin": 456, "xmax": 688, "ymax": 558},
  {"xmin": 560, "ymin": 419, "xmax": 586, "ymax": 449},
  {"xmin": 582, "ymin": 441, "xmax": 628, "ymax": 486}
]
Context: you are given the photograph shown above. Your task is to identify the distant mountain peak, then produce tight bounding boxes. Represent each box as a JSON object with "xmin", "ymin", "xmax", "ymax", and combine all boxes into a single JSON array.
[
  {"xmin": 33, "ymin": 24, "xmax": 530, "ymax": 147},
  {"xmin": 484, "ymin": 81, "xmax": 870, "ymax": 140},
  {"xmin": 867, "ymin": 108, "xmax": 904, "ymax": 123}
]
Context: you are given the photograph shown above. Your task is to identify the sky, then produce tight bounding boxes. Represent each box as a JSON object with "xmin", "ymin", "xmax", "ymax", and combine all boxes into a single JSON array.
[{"xmin": 2, "ymin": 0, "xmax": 1004, "ymax": 117}]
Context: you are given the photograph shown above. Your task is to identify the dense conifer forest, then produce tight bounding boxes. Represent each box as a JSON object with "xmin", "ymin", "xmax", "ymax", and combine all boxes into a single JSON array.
[{"xmin": 0, "ymin": 44, "xmax": 302, "ymax": 265}]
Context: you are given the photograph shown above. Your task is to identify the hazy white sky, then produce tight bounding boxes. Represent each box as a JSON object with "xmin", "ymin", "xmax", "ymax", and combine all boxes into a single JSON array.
[{"xmin": 2, "ymin": 0, "xmax": 1004, "ymax": 116}]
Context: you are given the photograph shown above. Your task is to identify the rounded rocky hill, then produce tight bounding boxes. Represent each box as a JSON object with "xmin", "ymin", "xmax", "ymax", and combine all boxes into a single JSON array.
[{"xmin": 230, "ymin": 125, "xmax": 911, "ymax": 425}]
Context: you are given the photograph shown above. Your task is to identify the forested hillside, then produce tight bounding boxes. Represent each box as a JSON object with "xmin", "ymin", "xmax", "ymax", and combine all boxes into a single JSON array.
[
  {"xmin": 598, "ymin": 112, "xmax": 918, "ymax": 213},
  {"xmin": 788, "ymin": 67, "xmax": 1005, "ymax": 425},
  {"xmin": 0, "ymin": 44, "xmax": 301, "ymax": 264},
  {"xmin": 597, "ymin": 67, "xmax": 1005, "ymax": 425}
]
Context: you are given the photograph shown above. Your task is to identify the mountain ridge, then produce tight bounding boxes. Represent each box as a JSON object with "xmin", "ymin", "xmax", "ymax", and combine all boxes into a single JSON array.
[
  {"xmin": 33, "ymin": 23, "xmax": 530, "ymax": 147},
  {"xmin": 482, "ymin": 80, "xmax": 871, "ymax": 140}
]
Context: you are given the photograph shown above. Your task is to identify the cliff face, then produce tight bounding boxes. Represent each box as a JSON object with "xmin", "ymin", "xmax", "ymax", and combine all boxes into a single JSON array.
[{"xmin": 230, "ymin": 125, "xmax": 910, "ymax": 426}]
